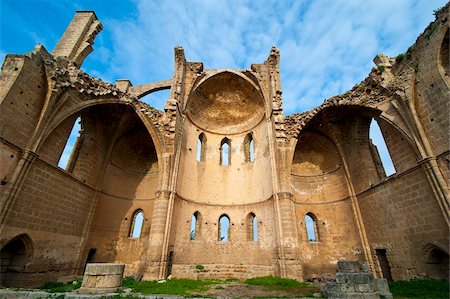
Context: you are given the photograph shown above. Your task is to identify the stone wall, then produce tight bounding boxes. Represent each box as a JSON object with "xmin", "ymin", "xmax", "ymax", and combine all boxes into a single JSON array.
[
  {"xmin": 169, "ymin": 197, "xmax": 278, "ymax": 279},
  {"xmin": 0, "ymin": 5, "xmax": 448, "ymax": 287},
  {"xmin": 358, "ymin": 167, "xmax": 448, "ymax": 279}
]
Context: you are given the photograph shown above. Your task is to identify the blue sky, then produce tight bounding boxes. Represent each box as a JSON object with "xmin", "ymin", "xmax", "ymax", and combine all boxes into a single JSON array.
[{"xmin": 1, "ymin": 0, "xmax": 445, "ymax": 173}]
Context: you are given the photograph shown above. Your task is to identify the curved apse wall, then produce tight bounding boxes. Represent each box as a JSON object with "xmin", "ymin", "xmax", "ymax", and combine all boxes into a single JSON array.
[
  {"xmin": 177, "ymin": 72, "xmax": 273, "ymax": 205},
  {"xmin": 291, "ymin": 131, "xmax": 348, "ymax": 203}
]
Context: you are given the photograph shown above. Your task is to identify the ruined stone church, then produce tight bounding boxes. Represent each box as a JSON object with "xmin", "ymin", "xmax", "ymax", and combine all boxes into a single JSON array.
[{"xmin": 0, "ymin": 6, "xmax": 448, "ymax": 287}]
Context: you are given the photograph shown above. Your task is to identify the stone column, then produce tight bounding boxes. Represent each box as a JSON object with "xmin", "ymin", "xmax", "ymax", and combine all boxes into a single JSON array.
[
  {"xmin": 277, "ymin": 192, "xmax": 302, "ymax": 280},
  {"xmin": 79, "ymin": 263, "xmax": 125, "ymax": 294},
  {"xmin": 143, "ymin": 190, "xmax": 171, "ymax": 280},
  {"xmin": 53, "ymin": 11, "xmax": 103, "ymax": 68}
]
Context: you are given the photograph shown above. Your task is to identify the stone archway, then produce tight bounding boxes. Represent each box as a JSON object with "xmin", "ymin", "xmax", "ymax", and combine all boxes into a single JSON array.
[
  {"xmin": 0, "ymin": 234, "xmax": 33, "ymax": 287},
  {"xmin": 424, "ymin": 244, "xmax": 449, "ymax": 280}
]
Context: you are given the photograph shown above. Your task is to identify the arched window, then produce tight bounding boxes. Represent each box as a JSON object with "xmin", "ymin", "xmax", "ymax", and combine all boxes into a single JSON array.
[
  {"xmin": 196, "ymin": 133, "xmax": 207, "ymax": 161},
  {"xmin": 244, "ymin": 133, "xmax": 255, "ymax": 162},
  {"xmin": 218, "ymin": 214, "xmax": 230, "ymax": 241},
  {"xmin": 190, "ymin": 211, "xmax": 202, "ymax": 240},
  {"xmin": 305, "ymin": 213, "xmax": 318, "ymax": 242},
  {"xmin": 220, "ymin": 138, "xmax": 231, "ymax": 166},
  {"xmin": 130, "ymin": 210, "xmax": 144, "ymax": 238},
  {"xmin": 58, "ymin": 116, "xmax": 82, "ymax": 171},
  {"xmin": 369, "ymin": 119, "xmax": 395, "ymax": 176},
  {"xmin": 247, "ymin": 213, "xmax": 258, "ymax": 241}
]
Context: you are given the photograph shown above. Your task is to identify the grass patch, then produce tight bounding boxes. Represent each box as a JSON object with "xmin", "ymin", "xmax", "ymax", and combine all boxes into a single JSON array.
[
  {"xmin": 389, "ymin": 279, "xmax": 449, "ymax": 298},
  {"xmin": 244, "ymin": 276, "xmax": 310, "ymax": 288},
  {"xmin": 123, "ymin": 276, "xmax": 221, "ymax": 295},
  {"xmin": 195, "ymin": 264, "xmax": 205, "ymax": 271},
  {"xmin": 40, "ymin": 279, "xmax": 81, "ymax": 292}
]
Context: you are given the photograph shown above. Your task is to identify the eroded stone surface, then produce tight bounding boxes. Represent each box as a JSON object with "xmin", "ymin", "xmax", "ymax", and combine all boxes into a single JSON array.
[{"xmin": 79, "ymin": 263, "xmax": 124, "ymax": 294}]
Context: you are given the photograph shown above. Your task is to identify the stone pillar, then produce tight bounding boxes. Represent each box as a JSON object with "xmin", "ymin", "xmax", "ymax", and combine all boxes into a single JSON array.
[
  {"xmin": 79, "ymin": 263, "xmax": 125, "ymax": 294},
  {"xmin": 143, "ymin": 190, "xmax": 171, "ymax": 280},
  {"xmin": 277, "ymin": 192, "xmax": 302, "ymax": 280},
  {"xmin": 53, "ymin": 11, "xmax": 103, "ymax": 68}
]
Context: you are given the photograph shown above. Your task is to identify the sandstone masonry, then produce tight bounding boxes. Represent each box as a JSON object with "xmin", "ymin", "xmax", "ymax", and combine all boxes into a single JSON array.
[{"xmin": 0, "ymin": 6, "xmax": 448, "ymax": 287}]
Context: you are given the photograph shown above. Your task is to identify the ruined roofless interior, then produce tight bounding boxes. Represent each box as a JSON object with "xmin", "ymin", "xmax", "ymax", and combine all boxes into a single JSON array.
[{"xmin": 0, "ymin": 5, "xmax": 449, "ymax": 288}]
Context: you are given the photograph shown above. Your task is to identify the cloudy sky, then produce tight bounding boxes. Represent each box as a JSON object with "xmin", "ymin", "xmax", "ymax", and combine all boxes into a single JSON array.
[{"xmin": 0, "ymin": 0, "xmax": 446, "ymax": 174}]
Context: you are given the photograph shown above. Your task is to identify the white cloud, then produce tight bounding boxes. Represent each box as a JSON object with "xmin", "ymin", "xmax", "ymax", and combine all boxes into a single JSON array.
[{"xmin": 83, "ymin": 0, "xmax": 448, "ymax": 114}]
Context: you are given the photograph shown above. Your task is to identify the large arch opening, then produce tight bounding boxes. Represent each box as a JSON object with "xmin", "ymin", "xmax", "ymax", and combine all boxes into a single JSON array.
[
  {"xmin": 0, "ymin": 235, "xmax": 32, "ymax": 287},
  {"xmin": 291, "ymin": 130, "xmax": 348, "ymax": 203},
  {"xmin": 36, "ymin": 103, "xmax": 161, "ymax": 274},
  {"xmin": 438, "ymin": 28, "xmax": 449, "ymax": 82},
  {"xmin": 424, "ymin": 244, "xmax": 449, "ymax": 280},
  {"xmin": 86, "ymin": 105, "xmax": 160, "ymax": 266}
]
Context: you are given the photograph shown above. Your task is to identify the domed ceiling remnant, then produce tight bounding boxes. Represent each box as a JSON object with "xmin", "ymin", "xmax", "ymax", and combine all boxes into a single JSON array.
[{"xmin": 187, "ymin": 72, "xmax": 265, "ymax": 135}]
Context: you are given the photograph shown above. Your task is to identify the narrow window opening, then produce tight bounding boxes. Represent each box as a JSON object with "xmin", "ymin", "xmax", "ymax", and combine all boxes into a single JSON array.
[
  {"xmin": 218, "ymin": 214, "xmax": 230, "ymax": 241},
  {"xmin": 130, "ymin": 210, "xmax": 144, "ymax": 238},
  {"xmin": 190, "ymin": 214, "xmax": 197, "ymax": 240},
  {"xmin": 196, "ymin": 133, "xmax": 206, "ymax": 161},
  {"xmin": 369, "ymin": 119, "xmax": 396, "ymax": 176},
  {"xmin": 58, "ymin": 116, "xmax": 82, "ymax": 170},
  {"xmin": 190, "ymin": 211, "xmax": 201, "ymax": 240},
  {"xmin": 375, "ymin": 249, "xmax": 393, "ymax": 281},
  {"xmin": 196, "ymin": 139, "xmax": 202, "ymax": 161},
  {"xmin": 244, "ymin": 133, "xmax": 255, "ymax": 162},
  {"xmin": 220, "ymin": 138, "xmax": 231, "ymax": 166},
  {"xmin": 253, "ymin": 215, "xmax": 258, "ymax": 241},
  {"xmin": 305, "ymin": 213, "xmax": 318, "ymax": 242},
  {"xmin": 247, "ymin": 213, "xmax": 258, "ymax": 241},
  {"xmin": 250, "ymin": 138, "xmax": 255, "ymax": 162}
]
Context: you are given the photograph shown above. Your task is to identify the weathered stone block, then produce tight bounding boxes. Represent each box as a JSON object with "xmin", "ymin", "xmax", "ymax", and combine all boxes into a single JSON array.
[
  {"xmin": 84, "ymin": 263, "xmax": 125, "ymax": 275},
  {"xmin": 79, "ymin": 263, "xmax": 125, "ymax": 294},
  {"xmin": 375, "ymin": 278, "xmax": 393, "ymax": 299},
  {"xmin": 355, "ymin": 283, "xmax": 375, "ymax": 293},
  {"xmin": 336, "ymin": 272, "xmax": 373, "ymax": 284},
  {"xmin": 337, "ymin": 260, "xmax": 370, "ymax": 273},
  {"xmin": 341, "ymin": 282, "xmax": 356, "ymax": 292}
]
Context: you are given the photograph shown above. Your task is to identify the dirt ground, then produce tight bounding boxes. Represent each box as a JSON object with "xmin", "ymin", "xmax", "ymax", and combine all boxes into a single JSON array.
[{"xmin": 192, "ymin": 282, "xmax": 322, "ymax": 298}]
